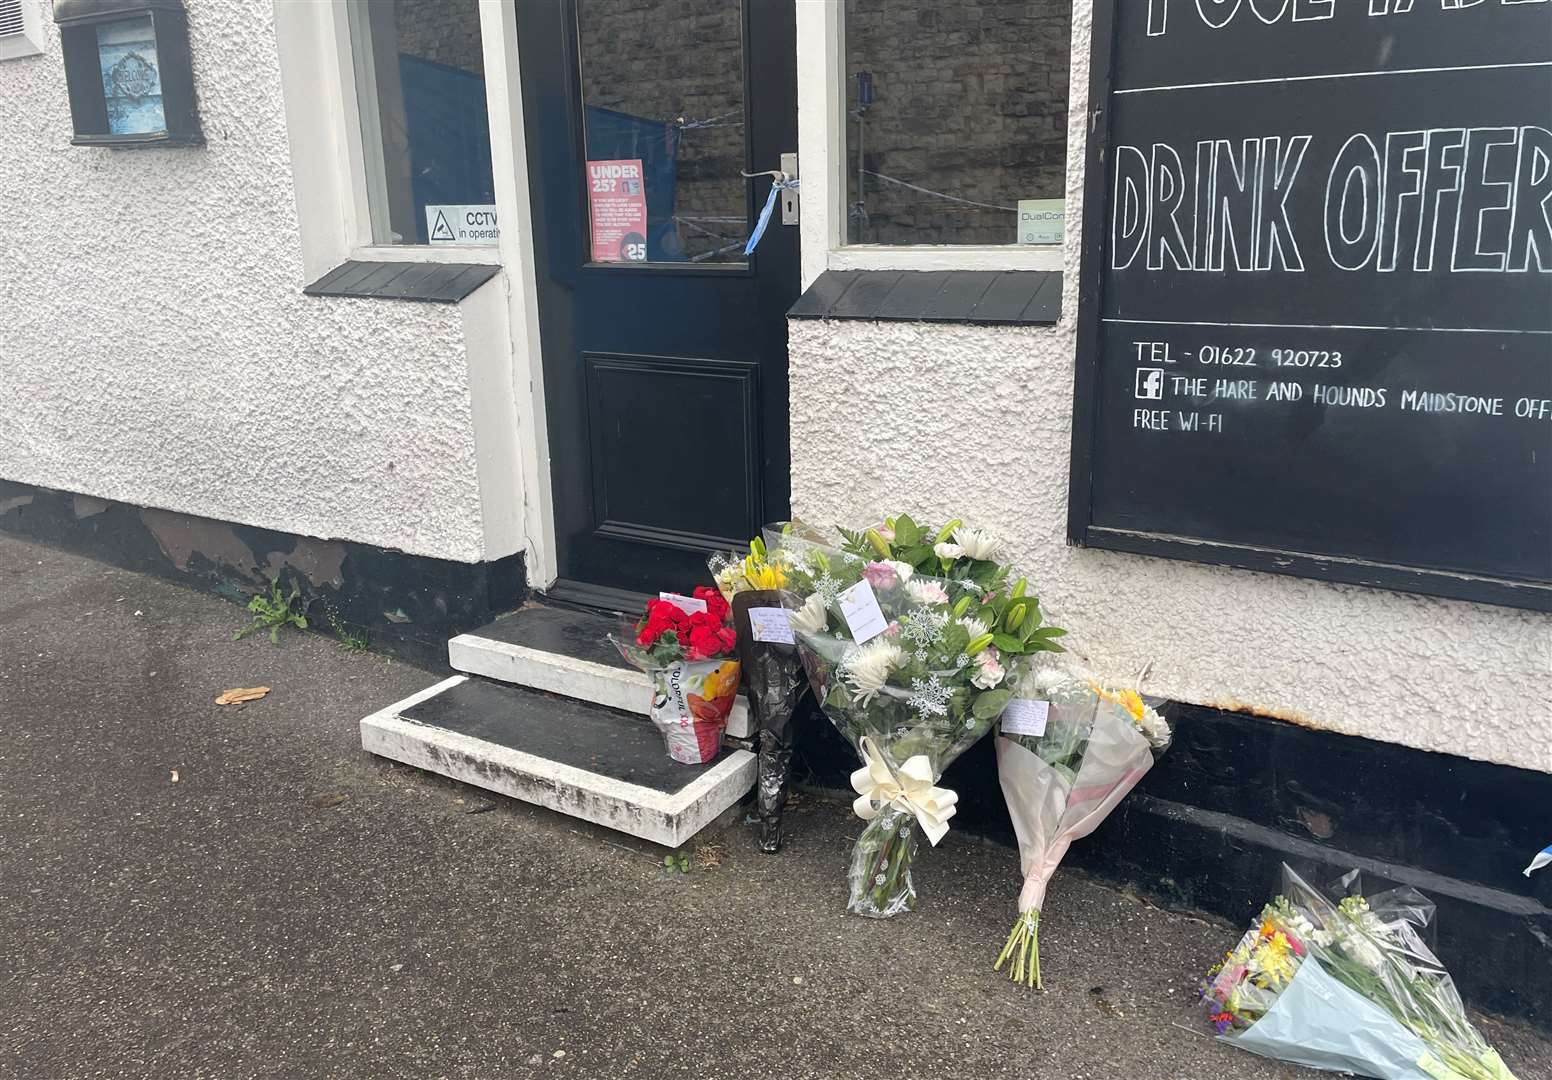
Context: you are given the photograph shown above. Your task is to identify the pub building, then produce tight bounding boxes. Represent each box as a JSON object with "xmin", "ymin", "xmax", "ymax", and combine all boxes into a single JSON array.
[{"xmin": 2, "ymin": 0, "xmax": 1548, "ymax": 1023}]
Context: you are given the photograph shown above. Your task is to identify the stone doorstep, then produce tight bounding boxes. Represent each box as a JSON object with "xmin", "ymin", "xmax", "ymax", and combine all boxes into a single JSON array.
[
  {"xmin": 360, "ymin": 676, "xmax": 756, "ymax": 849},
  {"xmin": 448, "ymin": 632, "xmax": 755, "ymax": 740}
]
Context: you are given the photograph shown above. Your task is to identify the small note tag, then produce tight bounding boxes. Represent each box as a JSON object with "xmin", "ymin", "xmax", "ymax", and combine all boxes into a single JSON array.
[
  {"xmin": 748, "ymin": 606, "xmax": 795, "ymax": 644},
  {"xmin": 837, "ymin": 579, "xmax": 888, "ymax": 644},
  {"xmin": 658, "ymin": 591, "xmax": 708, "ymax": 616},
  {"xmin": 1001, "ymin": 698, "xmax": 1050, "ymax": 738}
]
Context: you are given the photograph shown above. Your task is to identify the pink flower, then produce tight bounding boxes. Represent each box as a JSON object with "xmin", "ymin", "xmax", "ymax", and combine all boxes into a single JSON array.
[
  {"xmin": 862, "ymin": 561, "xmax": 900, "ymax": 591},
  {"xmin": 972, "ymin": 648, "xmax": 1005, "ymax": 689},
  {"xmin": 906, "ymin": 579, "xmax": 950, "ymax": 606},
  {"xmin": 1212, "ymin": 964, "xmax": 1246, "ymax": 1001},
  {"xmin": 877, "ymin": 524, "xmax": 895, "ymax": 542}
]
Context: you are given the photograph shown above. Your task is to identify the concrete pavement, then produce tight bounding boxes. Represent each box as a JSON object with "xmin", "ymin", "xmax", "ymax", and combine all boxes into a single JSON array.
[{"xmin": 2, "ymin": 534, "xmax": 1547, "ymax": 1080}]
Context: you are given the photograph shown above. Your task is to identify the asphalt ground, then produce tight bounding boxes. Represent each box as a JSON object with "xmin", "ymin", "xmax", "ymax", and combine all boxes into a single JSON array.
[{"xmin": 3, "ymin": 534, "xmax": 1548, "ymax": 1080}]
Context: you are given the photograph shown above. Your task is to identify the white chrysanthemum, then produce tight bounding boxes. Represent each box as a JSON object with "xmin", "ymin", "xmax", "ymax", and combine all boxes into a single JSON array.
[
  {"xmin": 958, "ymin": 615, "xmax": 990, "ymax": 638},
  {"xmin": 883, "ymin": 559, "xmax": 915, "ymax": 584},
  {"xmin": 933, "ymin": 541, "xmax": 964, "ymax": 560},
  {"xmin": 953, "ymin": 525, "xmax": 1004, "ymax": 561},
  {"xmin": 906, "ymin": 579, "xmax": 950, "ymax": 606},
  {"xmin": 788, "ymin": 593, "xmax": 828, "ymax": 636},
  {"xmin": 1031, "ymin": 666, "xmax": 1070, "ymax": 692},
  {"xmin": 844, "ymin": 639, "xmax": 904, "ymax": 705},
  {"xmin": 1137, "ymin": 705, "xmax": 1171, "ymax": 748}
]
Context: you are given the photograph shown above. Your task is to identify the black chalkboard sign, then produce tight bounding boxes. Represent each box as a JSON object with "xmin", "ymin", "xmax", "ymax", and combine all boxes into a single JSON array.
[{"xmin": 1069, "ymin": 0, "xmax": 1552, "ymax": 612}]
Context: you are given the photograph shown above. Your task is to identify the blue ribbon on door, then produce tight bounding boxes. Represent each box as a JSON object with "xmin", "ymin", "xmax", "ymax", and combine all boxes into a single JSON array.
[{"xmin": 744, "ymin": 177, "xmax": 799, "ymax": 256}]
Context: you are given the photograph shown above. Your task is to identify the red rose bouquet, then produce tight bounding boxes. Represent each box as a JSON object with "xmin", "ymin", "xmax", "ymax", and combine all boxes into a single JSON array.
[{"xmin": 612, "ymin": 587, "xmax": 742, "ymax": 764}]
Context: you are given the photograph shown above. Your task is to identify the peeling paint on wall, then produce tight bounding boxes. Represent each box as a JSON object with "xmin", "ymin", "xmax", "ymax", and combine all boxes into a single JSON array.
[
  {"xmin": 264, "ymin": 538, "xmax": 347, "ymax": 589},
  {"xmin": 141, "ymin": 508, "xmax": 264, "ymax": 582},
  {"xmin": 72, "ymin": 495, "xmax": 110, "ymax": 518}
]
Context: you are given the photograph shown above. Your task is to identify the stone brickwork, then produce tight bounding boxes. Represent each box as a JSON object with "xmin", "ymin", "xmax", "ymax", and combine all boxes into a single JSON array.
[
  {"xmin": 845, "ymin": 0, "xmax": 1072, "ymax": 245},
  {"xmin": 393, "ymin": 0, "xmax": 484, "ymax": 75},
  {"xmin": 577, "ymin": 0, "xmax": 746, "ymax": 260}
]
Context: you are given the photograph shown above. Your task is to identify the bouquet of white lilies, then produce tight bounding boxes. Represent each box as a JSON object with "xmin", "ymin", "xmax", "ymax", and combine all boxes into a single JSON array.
[{"xmin": 767, "ymin": 515, "xmax": 1065, "ymax": 917}]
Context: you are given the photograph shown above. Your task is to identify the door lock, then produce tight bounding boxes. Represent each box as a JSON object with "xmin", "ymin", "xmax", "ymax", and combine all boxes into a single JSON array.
[{"xmin": 779, "ymin": 152, "xmax": 799, "ymax": 225}]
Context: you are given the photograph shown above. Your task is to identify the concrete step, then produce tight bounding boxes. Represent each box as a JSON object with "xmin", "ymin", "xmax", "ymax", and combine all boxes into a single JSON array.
[
  {"xmin": 448, "ymin": 603, "xmax": 754, "ymax": 740},
  {"xmin": 360, "ymin": 675, "xmax": 756, "ymax": 848}
]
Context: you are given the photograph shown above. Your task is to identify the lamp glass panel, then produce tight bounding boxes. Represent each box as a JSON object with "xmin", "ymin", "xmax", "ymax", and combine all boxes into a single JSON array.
[{"xmin": 96, "ymin": 16, "xmax": 167, "ymax": 136}]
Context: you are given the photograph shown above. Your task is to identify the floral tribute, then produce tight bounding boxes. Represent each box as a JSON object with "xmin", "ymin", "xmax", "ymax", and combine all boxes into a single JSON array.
[
  {"xmin": 709, "ymin": 535, "xmax": 787, "ymax": 600},
  {"xmin": 612, "ymin": 587, "xmax": 741, "ymax": 764},
  {"xmin": 708, "ymin": 536, "xmax": 808, "ymax": 853},
  {"xmin": 766, "ymin": 515, "xmax": 1065, "ymax": 917},
  {"xmin": 993, "ymin": 669, "xmax": 1171, "ymax": 988},
  {"xmin": 1201, "ymin": 864, "xmax": 1519, "ymax": 1080}
]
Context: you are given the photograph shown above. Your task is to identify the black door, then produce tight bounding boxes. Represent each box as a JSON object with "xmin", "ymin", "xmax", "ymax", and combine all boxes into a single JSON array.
[{"xmin": 517, "ymin": 0, "xmax": 799, "ymax": 608}]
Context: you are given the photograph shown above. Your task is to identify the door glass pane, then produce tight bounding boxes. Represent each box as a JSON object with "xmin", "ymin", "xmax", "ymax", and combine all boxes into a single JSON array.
[{"xmin": 575, "ymin": 0, "xmax": 747, "ymax": 264}]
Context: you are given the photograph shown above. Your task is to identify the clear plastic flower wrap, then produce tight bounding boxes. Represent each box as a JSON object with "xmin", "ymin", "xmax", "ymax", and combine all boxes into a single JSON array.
[
  {"xmin": 1199, "ymin": 863, "xmax": 1520, "ymax": 1080},
  {"xmin": 610, "ymin": 588, "xmax": 741, "ymax": 764},
  {"xmin": 994, "ymin": 670, "xmax": 1171, "ymax": 987},
  {"xmin": 765, "ymin": 515, "xmax": 1065, "ymax": 917}
]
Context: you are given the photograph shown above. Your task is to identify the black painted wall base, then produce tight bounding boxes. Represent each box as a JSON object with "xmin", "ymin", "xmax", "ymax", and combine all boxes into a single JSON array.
[
  {"xmin": 0, "ymin": 479, "xmax": 526, "ymax": 669},
  {"xmin": 793, "ymin": 697, "xmax": 1552, "ymax": 1028}
]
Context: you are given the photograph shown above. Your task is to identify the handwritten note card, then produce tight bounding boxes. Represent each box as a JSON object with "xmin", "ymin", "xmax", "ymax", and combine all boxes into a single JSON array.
[
  {"xmin": 658, "ymin": 592, "xmax": 708, "ymax": 616},
  {"xmin": 1000, "ymin": 698, "xmax": 1050, "ymax": 738},
  {"xmin": 747, "ymin": 606, "xmax": 796, "ymax": 644},
  {"xmin": 837, "ymin": 579, "xmax": 888, "ymax": 644}
]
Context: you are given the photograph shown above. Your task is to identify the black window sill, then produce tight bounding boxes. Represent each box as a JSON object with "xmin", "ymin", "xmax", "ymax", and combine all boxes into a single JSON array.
[
  {"xmin": 787, "ymin": 270, "xmax": 1061, "ymax": 325},
  {"xmin": 303, "ymin": 260, "xmax": 501, "ymax": 303}
]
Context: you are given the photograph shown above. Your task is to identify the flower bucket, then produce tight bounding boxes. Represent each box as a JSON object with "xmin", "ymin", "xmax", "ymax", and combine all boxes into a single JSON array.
[{"xmin": 646, "ymin": 658, "xmax": 741, "ymax": 764}]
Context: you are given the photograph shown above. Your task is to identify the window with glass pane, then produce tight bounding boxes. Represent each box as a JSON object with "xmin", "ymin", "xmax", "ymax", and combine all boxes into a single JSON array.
[
  {"xmin": 349, "ymin": 0, "xmax": 495, "ymax": 246},
  {"xmin": 845, "ymin": 0, "xmax": 1071, "ymax": 247},
  {"xmin": 575, "ymin": 0, "xmax": 747, "ymax": 264}
]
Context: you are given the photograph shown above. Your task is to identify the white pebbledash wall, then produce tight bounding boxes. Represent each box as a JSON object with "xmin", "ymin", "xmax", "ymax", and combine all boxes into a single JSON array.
[
  {"xmin": 0, "ymin": 0, "xmax": 494, "ymax": 563},
  {"xmin": 787, "ymin": 1, "xmax": 1552, "ymax": 775}
]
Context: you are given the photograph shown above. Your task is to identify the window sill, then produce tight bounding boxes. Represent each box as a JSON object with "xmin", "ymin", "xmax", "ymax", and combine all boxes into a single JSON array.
[
  {"xmin": 828, "ymin": 244, "xmax": 1064, "ymax": 274},
  {"xmin": 304, "ymin": 260, "xmax": 502, "ymax": 303},
  {"xmin": 788, "ymin": 270, "xmax": 1061, "ymax": 326}
]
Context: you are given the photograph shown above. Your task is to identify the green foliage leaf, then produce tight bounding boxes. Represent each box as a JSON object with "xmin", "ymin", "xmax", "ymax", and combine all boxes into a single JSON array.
[
  {"xmin": 972, "ymin": 688, "xmax": 1014, "ymax": 721},
  {"xmin": 836, "ymin": 525, "xmax": 869, "ymax": 557},
  {"xmin": 938, "ymin": 621, "xmax": 970, "ymax": 659},
  {"xmin": 900, "ymin": 544, "xmax": 934, "ymax": 567},
  {"xmin": 1019, "ymin": 609, "xmax": 1044, "ymax": 642},
  {"xmin": 991, "ymin": 633, "xmax": 1024, "ymax": 654},
  {"xmin": 892, "ymin": 514, "xmax": 924, "ymax": 548}
]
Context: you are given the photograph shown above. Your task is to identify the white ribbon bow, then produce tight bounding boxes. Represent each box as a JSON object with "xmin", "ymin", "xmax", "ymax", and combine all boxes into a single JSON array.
[{"xmin": 850, "ymin": 736, "xmax": 958, "ymax": 846}]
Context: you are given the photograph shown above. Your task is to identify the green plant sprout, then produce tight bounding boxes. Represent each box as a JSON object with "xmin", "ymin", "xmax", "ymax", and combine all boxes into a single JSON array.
[
  {"xmin": 323, "ymin": 605, "xmax": 370, "ymax": 653},
  {"xmin": 234, "ymin": 578, "xmax": 308, "ymax": 644}
]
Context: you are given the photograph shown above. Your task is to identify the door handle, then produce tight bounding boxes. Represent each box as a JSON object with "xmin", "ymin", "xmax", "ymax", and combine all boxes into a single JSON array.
[{"xmin": 741, "ymin": 154, "xmax": 800, "ymax": 225}]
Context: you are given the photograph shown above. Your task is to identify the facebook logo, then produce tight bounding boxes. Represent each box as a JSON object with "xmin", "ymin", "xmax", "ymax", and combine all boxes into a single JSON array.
[{"xmin": 1135, "ymin": 367, "xmax": 1165, "ymax": 400}]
